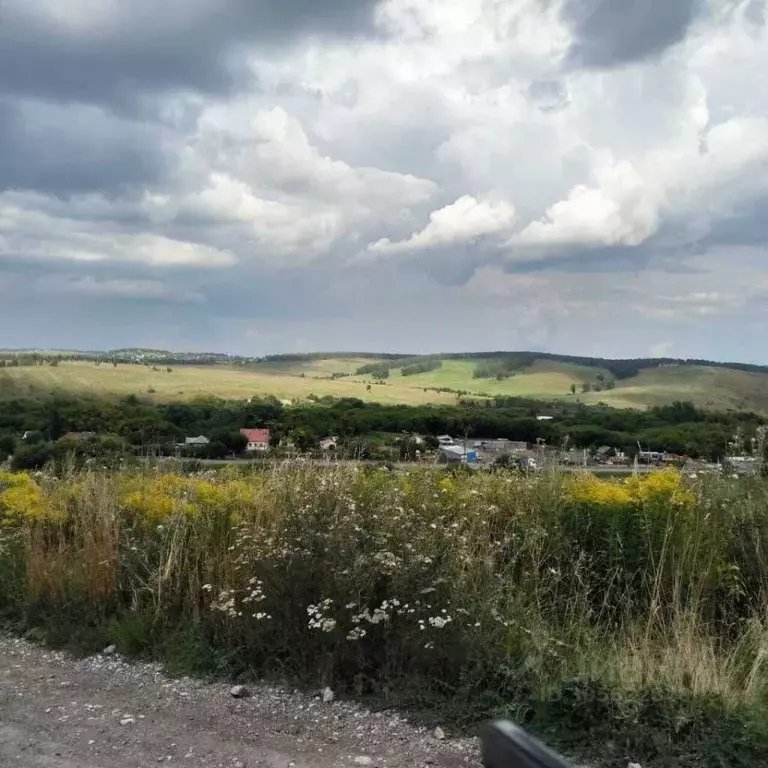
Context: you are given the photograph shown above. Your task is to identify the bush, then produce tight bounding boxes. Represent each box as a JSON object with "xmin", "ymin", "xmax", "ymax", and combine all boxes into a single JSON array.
[
  {"xmin": 401, "ymin": 361, "xmax": 442, "ymax": 376},
  {"xmin": 0, "ymin": 434, "xmax": 15, "ymax": 462},
  {"xmin": 11, "ymin": 443, "xmax": 56, "ymax": 470}
]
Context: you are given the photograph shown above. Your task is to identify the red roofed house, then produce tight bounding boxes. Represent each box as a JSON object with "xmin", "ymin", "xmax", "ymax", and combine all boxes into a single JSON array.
[{"xmin": 241, "ymin": 428, "xmax": 271, "ymax": 452}]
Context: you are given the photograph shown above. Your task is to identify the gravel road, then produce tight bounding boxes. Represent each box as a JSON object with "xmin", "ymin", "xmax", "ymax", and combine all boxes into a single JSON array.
[{"xmin": 0, "ymin": 635, "xmax": 481, "ymax": 768}]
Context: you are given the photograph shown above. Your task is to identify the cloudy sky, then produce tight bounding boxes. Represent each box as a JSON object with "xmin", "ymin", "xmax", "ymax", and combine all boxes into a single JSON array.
[{"xmin": 1, "ymin": 0, "xmax": 767, "ymax": 360}]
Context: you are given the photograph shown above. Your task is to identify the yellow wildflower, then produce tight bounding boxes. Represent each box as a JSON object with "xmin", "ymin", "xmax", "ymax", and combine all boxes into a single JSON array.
[{"xmin": 0, "ymin": 472, "xmax": 49, "ymax": 522}]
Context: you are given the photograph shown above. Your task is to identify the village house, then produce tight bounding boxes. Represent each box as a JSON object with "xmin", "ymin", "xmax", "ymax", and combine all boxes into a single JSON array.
[
  {"xmin": 438, "ymin": 444, "xmax": 481, "ymax": 464},
  {"xmin": 240, "ymin": 428, "xmax": 270, "ymax": 452},
  {"xmin": 473, "ymin": 438, "xmax": 527, "ymax": 454},
  {"xmin": 184, "ymin": 435, "xmax": 210, "ymax": 447},
  {"xmin": 639, "ymin": 450, "xmax": 664, "ymax": 464},
  {"xmin": 319, "ymin": 436, "xmax": 338, "ymax": 451},
  {"xmin": 595, "ymin": 445, "xmax": 615, "ymax": 462}
]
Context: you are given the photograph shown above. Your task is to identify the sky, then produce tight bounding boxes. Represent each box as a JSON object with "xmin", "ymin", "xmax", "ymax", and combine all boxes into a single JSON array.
[{"xmin": 1, "ymin": 0, "xmax": 767, "ymax": 361}]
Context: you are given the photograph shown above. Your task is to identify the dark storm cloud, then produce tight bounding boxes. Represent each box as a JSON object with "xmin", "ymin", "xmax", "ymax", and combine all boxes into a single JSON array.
[
  {"xmin": 0, "ymin": 98, "xmax": 169, "ymax": 195},
  {"xmin": 563, "ymin": 0, "xmax": 705, "ymax": 68},
  {"xmin": 0, "ymin": 0, "xmax": 383, "ymax": 107}
]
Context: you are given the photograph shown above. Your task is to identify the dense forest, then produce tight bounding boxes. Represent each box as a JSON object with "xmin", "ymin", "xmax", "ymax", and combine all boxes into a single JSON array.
[{"xmin": 0, "ymin": 391, "xmax": 760, "ymax": 469}]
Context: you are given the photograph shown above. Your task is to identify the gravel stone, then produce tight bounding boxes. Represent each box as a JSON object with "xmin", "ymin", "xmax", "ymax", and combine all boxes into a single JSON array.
[{"xmin": 0, "ymin": 633, "xmax": 482, "ymax": 768}]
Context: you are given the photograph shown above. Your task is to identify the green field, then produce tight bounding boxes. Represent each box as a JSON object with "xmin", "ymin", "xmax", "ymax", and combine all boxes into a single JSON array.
[
  {"xmin": 3, "ymin": 354, "xmax": 768, "ymax": 411},
  {"xmin": 382, "ymin": 359, "xmax": 607, "ymax": 397}
]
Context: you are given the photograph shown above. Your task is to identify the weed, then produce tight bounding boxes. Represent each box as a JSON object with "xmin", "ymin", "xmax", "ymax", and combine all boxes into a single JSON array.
[{"xmin": 2, "ymin": 465, "xmax": 768, "ymax": 766}]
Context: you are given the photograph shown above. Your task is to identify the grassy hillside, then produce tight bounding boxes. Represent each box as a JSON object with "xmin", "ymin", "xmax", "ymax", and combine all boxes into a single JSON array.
[
  {"xmin": 0, "ymin": 361, "xmax": 453, "ymax": 406},
  {"xmin": 384, "ymin": 359, "xmax": 607, "ymax": 398},
  {"xmin": 3, "ymin": 352, "xmax": 768, "ymax": 411},
  {"xmin": 578, "ymin": 365, "xmax": 768, "ymax": 412}
]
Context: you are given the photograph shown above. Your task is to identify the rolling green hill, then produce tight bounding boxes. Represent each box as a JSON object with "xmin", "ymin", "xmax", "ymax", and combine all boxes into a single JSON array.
[{"xmin": 2, "ymin": 349, "xmax": 768, "ymax": 412}]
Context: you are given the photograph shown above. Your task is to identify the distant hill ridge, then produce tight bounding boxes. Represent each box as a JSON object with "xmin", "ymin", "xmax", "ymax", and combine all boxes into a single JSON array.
[{"xmin": 3, "ymin": 347, "xmax": 768, "ymax": 378}]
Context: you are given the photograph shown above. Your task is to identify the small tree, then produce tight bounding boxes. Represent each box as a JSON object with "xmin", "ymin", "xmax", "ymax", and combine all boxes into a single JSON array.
[
  {"xmin": 398, "ymin": 437, "xmax": 419, "ymax": 462},
  {"xmin": 200, "ymin": 441, "xmax": 229, "ymax": 460},
  {"xmin": 211, "ymin": 429, "xmax": 248, "ymax": 455},
  {"xmin": 570, "ymin": 383, "xmax": 577, "ymax": 395},
  {"xmin": 0, "ymin": 434, "xmax": 15, "ymax": 462},
  {"xmin": 291, "ymin": 427, "xmax": 317, "ymax": 453},
  {"xmin": 11, "ymin": 443, "xmax": 57, "ymax": 471}
]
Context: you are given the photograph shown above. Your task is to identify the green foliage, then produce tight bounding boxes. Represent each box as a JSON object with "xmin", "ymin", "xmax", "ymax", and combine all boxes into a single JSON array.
[
  {"xmin": 396, "ymin": 436, "xmax": 420, "ymax": 460},
  {"xmin": 423, "ymin": 434, "xmax": 440, "ymax": 450},
  {"xmin": 0, "ymin": 434, "xmax": 15, "ymax": 462},
  {"xmin": 473, "ymin": 357, "xmax": 527, "ymax": 380},
  {"xmin": 356, "ymin": 362, "xmax": 394, "ymax": 377},
  {"xmin": 11, "ymin": 443, "xmax": 56, "ymax": 470},
  {"xmin": 401, "ymin": 360, "xmax": 442, "ymax": 376},
  {"xmin": 210, "ymin": 429, "xmax": 248, "ymax": 454},
  {"xmin": 0, "ymin": 390, "xmax": 760, "ymax": 462},
  {"xmin": 289, "ymin": 427, "xmax": 317, "ymax": 452}
]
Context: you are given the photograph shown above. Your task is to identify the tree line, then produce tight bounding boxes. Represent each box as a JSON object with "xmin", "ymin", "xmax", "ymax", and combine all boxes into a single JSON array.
[{"xmin": 0, "ymin": 392, "xmax": 761, "ymax": 469}]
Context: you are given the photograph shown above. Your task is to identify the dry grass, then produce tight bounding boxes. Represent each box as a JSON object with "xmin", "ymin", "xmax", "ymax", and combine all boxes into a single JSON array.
[
  {"xmin": 4, "ymin": 465, "xmax": 768, "ymax": 763},
  {"xmin": 0, "ymin": 362, "xmax": 458, "ymax": 405},
  {"xmin": 6, "ymin": 356, "xmax": 768, "ymax": 411},
  {"xmin": 1, "ymin": 466, "xmax": 767, "ymax": 707}
]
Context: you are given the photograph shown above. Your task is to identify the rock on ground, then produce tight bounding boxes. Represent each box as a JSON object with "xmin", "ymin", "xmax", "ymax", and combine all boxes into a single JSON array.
[{"xmin": 0, "ymin": 634, "xmax": 479, "ymax": 768}]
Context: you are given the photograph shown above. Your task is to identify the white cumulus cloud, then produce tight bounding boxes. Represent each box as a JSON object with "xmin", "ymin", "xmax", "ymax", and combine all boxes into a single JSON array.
[
  {"xmin": 512, "ymin": 161, "xmax": 661, "ymax": 250},
  {"xmin": 367, "ymin": 195, "xmax": 516, "ymax": 255}
]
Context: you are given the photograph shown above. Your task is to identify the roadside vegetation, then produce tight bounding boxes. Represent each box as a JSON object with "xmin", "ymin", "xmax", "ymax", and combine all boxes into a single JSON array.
[{"xmin": 2, "ymin": 464, "xmax": 768, "ymax": 766}]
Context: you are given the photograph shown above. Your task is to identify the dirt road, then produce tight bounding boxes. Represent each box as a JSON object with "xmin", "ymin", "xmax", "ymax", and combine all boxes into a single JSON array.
[{"xmin": 0, "ymin": 636, "xmax": 479, "ymax": 768}]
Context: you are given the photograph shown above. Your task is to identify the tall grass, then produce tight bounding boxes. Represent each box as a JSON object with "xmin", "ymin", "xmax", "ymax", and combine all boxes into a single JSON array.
[{"xmin": 1, "ymin": 464, "xmax": 768, "ymax": 764}]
